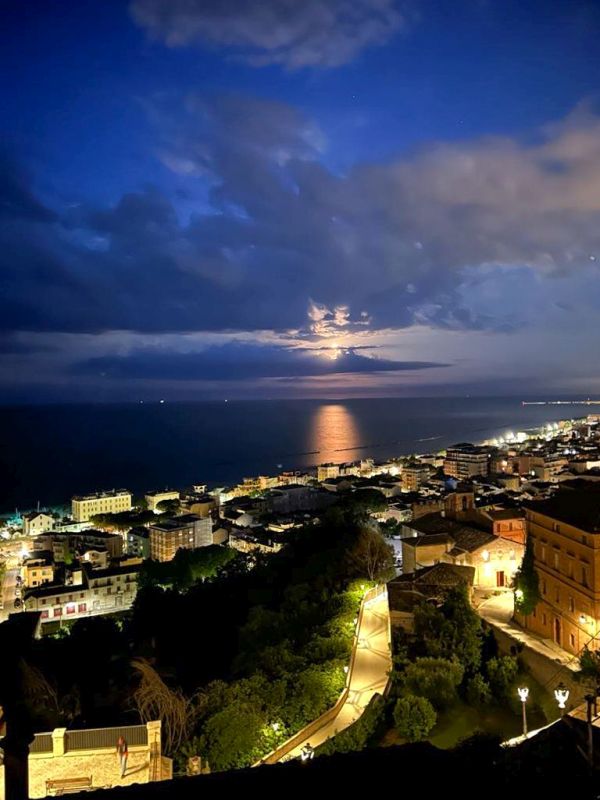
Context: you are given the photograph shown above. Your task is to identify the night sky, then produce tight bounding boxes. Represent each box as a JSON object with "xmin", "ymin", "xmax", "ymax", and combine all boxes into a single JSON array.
[{"xmin": 3, "ymin": 0, "xmax": 600, "ymax": 402}]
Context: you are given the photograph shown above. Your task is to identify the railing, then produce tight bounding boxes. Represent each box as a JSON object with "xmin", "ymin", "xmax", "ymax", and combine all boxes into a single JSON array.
[
  {"xmin": 256, "ymin": 584, "xmax": 390, "ymax": 766},
  {"xmin": 65, "ymin": 725, "xmax": 147, "ymax": 752},
  {"xmin": 30, "ymin": 733, "xmax": 53, "ymax": 754}
]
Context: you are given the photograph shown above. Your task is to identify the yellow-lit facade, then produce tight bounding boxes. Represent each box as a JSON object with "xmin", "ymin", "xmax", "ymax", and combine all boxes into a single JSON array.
[
  {"xmin": 516, "ymin": 507, "xmax": 600, "ymax": 655},
  {"xmin": 71, "ymin": 490, "xmax": 132, "ymax": 522}
]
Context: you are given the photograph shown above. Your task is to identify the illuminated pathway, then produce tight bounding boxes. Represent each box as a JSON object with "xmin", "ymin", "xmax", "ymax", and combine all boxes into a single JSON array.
[{"xmin": 263, "ymin": 589, "xmax": 392, "ymax": 764}]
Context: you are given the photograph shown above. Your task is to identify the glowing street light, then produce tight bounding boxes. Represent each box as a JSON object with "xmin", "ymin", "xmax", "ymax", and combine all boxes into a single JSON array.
[
  {"xmin": 343, "ymin": 665, "xmax": 349, "ymax": 674},
  {"xmin": 554, "ymin": 683, "xmax": 570, "ymax": 713},
  {"xmin": 515, "ymin": 588, "xmax": 524, "ymax": 602},
  {"xmin": 300, "ymin": 743, "xmax": 314, "ymax": 763},
  {"xmin": 517, "ymin": 686, "xmax": 529, "ymax": 736}
]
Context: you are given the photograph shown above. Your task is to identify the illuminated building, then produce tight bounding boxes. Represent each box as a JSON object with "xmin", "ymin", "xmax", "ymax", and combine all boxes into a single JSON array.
[
  {"xmin": 145, "ymin": 489, "xmax": 180, "ymax": 512},
  {"xmin": 22, "ymin": 512, "xmax": 55, "ymax": 537},
  {"xmin": 516, "ymin": 490, "xmax": 600, "ymax": 655},
  {"xmin": 317, "ymin": 463, "xmax": 340, "ymax": 482},
  {"xmin": 149, "ymin": 514, "xmax": 212, "ymax": 561},
  {"xmin": 443, "ymin": 444, "xmax": 489, "ymax": 479},
  {"xmin": 401, "ymin": 463, "xmax": 430, "ymax": 491},
  {"xmin": 71, "ymin": 489, "xmax": 132, "ymax": 522}
]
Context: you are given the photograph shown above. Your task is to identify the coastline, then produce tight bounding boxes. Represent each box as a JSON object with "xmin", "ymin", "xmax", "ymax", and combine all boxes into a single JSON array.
[{"xmin": 1, "ymin": 407, "xmax": 588, "ymax": 520}]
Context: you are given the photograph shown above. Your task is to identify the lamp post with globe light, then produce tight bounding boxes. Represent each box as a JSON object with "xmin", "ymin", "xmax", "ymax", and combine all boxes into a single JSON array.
[
  {"xmin": 554, "ymin": 683, "xmax": 569, "ymax": 715},
  {"xmin": 517, "ymin": 686, "xmax": 529, "ymax": 737},
  {"xmin": 300, "ymin": 743, "xmax": 314, "ymax": 763}
]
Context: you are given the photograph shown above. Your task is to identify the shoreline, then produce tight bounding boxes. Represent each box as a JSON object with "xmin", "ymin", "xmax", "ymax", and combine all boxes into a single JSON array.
[{"xmin": 1, "ymin": 411, "xmax": 589, "ymax": 522}]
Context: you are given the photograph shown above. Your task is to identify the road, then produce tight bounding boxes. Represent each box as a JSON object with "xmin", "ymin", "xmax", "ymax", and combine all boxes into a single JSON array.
[
  {"xmin": 0, "ymin": 538, "xmax": 30, "ymax": 621},
  {"xmin": 274, "ymin": 590, "xmax": 392, "ymax": 762},
  {"xmin": 478, "ymin": 592, "xmax": 577, "ymax": 669}
]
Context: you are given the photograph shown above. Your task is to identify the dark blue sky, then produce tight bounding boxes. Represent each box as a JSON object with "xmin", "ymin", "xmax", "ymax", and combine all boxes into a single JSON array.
[{"xmin": 2, "ymin": 0, "xmax": 600, "ymax": 401}]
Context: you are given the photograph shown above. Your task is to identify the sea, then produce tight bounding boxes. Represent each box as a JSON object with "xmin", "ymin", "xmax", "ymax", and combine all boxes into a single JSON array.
[{"xmin": 0, "ymin": 396, "xmax": 593, "ymax": 513}]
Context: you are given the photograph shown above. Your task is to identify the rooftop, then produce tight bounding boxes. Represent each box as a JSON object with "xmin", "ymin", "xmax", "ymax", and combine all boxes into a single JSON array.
[{"xmin": 526, "ymin": 489, "xmax": 600, "ymax": 532}]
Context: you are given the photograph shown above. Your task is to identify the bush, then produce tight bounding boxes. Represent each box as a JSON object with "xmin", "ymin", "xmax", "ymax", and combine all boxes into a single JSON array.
[
  {"xmin": 402, "ymin": 657, "xmax": 464, "ymax": 710},
  {"xmin": 486, "ymin": 655, "xmax": 519, "ymax": 702},
  {"xmin": 317, "ymin": 694, "xmax": 385, "ymax": 755},
  {"xmin": 393, "ymin": 694, "xmax": 437, "ymax": 742},
  {"xmin": 466, "ymin": 674, "xmax": 492, "ymax": 707}
]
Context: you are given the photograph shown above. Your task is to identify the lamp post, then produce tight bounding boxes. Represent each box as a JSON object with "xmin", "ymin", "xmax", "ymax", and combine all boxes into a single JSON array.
[
  {"xmin": 554, "ymin": 683, "xmax": 570, "ymax": 716},
  {"xmin": 517, "ymin": 687, "xmax": 529, "ymax": 737},
  {"xmin": 300, "ymin": 743, "xmax": 314, "ymax": 763}
]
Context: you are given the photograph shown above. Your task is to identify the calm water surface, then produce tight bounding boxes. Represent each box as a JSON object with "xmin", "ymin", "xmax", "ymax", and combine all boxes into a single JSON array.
[{"xmin": 0, "ymin": 397, "xmax": 587, "ymax": 511}]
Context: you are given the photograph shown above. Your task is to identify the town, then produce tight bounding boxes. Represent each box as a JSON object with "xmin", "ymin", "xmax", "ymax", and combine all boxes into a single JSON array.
[{"xmin": 2, "ymin": 415, "xmax": 600, "ymax": 796}]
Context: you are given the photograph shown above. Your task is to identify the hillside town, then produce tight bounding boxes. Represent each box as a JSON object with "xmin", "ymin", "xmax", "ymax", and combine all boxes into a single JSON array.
[
  {"xmin": 2, "ymin": 414, "xmax": 600, "ymax": 640},
  {"xmin": 3, "ymin": 414, "xmax": 600, "ymax": 797}
]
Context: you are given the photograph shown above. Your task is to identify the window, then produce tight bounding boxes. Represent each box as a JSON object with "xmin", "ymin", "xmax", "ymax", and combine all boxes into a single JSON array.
[
  {"xmin": 542, "ymin": 579, "xmax": 547, "ymax": 595},
  {"xmin": 569, "ymin": 597, "xmax": 575, "ymax": 613},
  {"xmin": 582, "ymin": 566, "xmax": 589, "ymax": 587},
  {"xmin": 553, "ymin": 552, "xmax": 559, "ymax": 570},
  {"xmin": 555, "ymin": 587, "xmax": 560, "ymax": 603},
  {"xmin": 53, "ymin": 607, "xmax": 62, "ymax": 617},
  {"xmin": 41, "ymin": 610, "xmax": 49, "ymax": 619},
  {"xmin": 541, "ymin": 546, "xmax": 546, "ymax": 563},
  {"xmin": 543, "ymin": 613, "xmax": 547, "ymax": 625}
]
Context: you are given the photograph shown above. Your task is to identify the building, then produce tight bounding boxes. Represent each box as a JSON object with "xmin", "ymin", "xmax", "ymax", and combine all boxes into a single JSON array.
[
  {"xmin": 71, "ymin": 489, "xmax": 132, "ymax": 522},
  {"xmin": 182, "ymin": 493, "xmax": 216, "ymax": 518},
  {"xmin": 402, "ymin": 464, "xmax": 430, "ymax": 492},
  {"xmin": 401, "ymin": 508, "xmax": 523, "ymax": 589},
  {"xmin": 388, "ymin": 563, "xmax": 475, "ymax": 630},
  {"xmin": 24, "ymin": 561, "xmax": 141, "ymax": 623},
  {"xmin": 516, "ymin": 490, "xmax": 600, "ymax": 656},
  {"xmin": 34, "ymin": 529, "xmax": 124, "ymax": 563},
  {"xmin": 145, "ymin": 490, "xmax": 180, "ymax": 513},
  {"xmin": 149, "ymin": 514, "xmax": 212, "ymax": 562},
  {"xmin": 443, "ymin": 444, "xmax": 489, "ymax": 480},
  {"xmin": 126, "ymin": 526, "xmax": 151, "ymax": 559},
  {"xmin": 22, "ymin": 512, "xmax": 55, "ymax": 537},
  {"xmin": 479, "ymin": 508, "xmax": 526, "ymax": 545},
  {"xmin": 228, "ymin": 527, "xmax": 284, "ymax": 555},
  {"xmin": 317, "ymin": 463, "xmax": 340, "ymax": 482},
  {"xmin": 21, "ymin": 553, "xmax": 55, "ymax": 589}
]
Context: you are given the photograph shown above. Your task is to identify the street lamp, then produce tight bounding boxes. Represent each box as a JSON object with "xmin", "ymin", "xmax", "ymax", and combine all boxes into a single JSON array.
[
  {"xmin": 554, "ymin": 683, "xmax": 570, "ymax": 714},
  {"xmin": 515, "ymin": 588, "xmax": 524, "ymax": 602},
  {"xmin": 300, "ymin": 743, "xmax": 314, "ymax": 763},
  {"xmin": 517, "ymin": 686, "xmax": 529, "ymax": 736}
]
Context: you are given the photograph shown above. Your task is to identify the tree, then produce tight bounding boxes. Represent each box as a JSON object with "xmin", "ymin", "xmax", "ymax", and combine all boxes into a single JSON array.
[
  {"xmin": 513, "ymin": 535, "xmax": 540, "ymax": 616},
  {"xmin": 466, "ymin": 674, "xmax": 492, "ymax": 707},
  {"xmin": 348, "ymin": 527, "xmax": 395, "ymax": 582},
  {"xmin": 413, "ymin": 585, "xmax": 482, "ymax": 672},
  {"xmin": 201, "ymin": 704, "xmax": 266, "ymax": 771},
  {"xmin": 132, "ymin": 658, "xmax": 200, "ymax": 754},
  {"xmin": 486, "ymin": 655, "xmax": 519, "ymax": 702},
  {"xmin": 402, "ymin": 657, "xmax": 464, "ymax": 710},
  {"xmin": 157, "ymin": 499, "xmax": 181, "ymax": 515},
  {"xmin": 578, "ymin": 646, "xmax": 600, "ymax": 688},
  {"xmin": 393, "ymin": 695, "xmax": 437, "ymax": 742}
]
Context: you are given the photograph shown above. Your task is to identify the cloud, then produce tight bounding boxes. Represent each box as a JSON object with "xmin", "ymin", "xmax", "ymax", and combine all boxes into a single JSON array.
[
  {"xmin": 3, "ymin": 97, "xmax": 600, "ymax": 351},
  {"xmin": 71, "ymin": 340, "xmax": 447, "ymax": 381},
  {"xmin": 130, "ymin": 0, "xmax": 405, "ymax": 69}
]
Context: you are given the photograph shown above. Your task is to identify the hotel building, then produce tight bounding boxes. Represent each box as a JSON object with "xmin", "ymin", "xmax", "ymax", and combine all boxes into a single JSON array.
[{"xmin": 71, "ymin": 489, "xmax": 132, "ymax": 522}]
